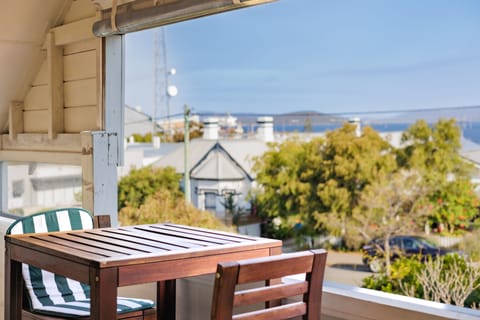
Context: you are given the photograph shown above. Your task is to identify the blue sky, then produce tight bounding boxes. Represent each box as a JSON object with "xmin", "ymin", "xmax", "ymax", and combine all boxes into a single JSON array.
[{"xmin": 125, "ymin": 0, "xmax": 480, "ymax": 118}]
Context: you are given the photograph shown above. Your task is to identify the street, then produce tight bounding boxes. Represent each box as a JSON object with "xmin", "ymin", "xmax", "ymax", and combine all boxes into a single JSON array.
[{"xmin": 325, "ymin": 251, "xmax": 372, "ymax": 287}]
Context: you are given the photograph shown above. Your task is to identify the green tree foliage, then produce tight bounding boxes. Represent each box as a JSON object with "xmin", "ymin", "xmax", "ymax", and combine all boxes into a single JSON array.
[
  {"xmin": 131, "ymin": 132, "xmax": 155, "ymax": 143},
  {"xmin": 352, "ymin": 171, "xmax": 429, "ymax": 274},
  {"xmin": 220, "ymin": 193, "xmax": 241, "ymax": 225},
  {"xmin": 314, "ymin": 125, "xmax": 396, "ymax": 240},
  {"xmin": 119, "ymin": 188, "xmax": 234, "ymax": 231},
  {"xmin": 252, "ymin": 136, "xmax": 324, "ymax": 239},
  {"xmin": 398, "ymin": 118, "xmax": 476, "ymax": 233},
  {"xmin": 252, "ymin": 118, "xmax": 478, "ymax": 248},
  {"xmin": 399, "ymin": 118, "xmax": 472, "ymax": 189},
  {"xmin": 429, "ymin": 179, "xmax": 479, "ymax": 233},
  {"xmin": 117, "ymin": 166, "xmax": 182, "ymax": 210},
  {"xmin": 252, "ymin": 124, "xmax": 396, "ymax": 243}
]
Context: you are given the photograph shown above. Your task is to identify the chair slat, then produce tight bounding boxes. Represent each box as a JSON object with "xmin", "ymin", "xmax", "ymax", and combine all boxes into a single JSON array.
[
  {"xmin": 237, "ymin": 252, "xmax": 313, "ymax": 284},
  {"xmin": 234, "ymin": 281, "xmax": 308, "ymax": 307},
  {"xmin": 232, "ymin": 302, "xmax": 307, "ymax": 320}
]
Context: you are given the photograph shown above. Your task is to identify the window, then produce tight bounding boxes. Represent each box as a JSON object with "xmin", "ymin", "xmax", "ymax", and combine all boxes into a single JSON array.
[
  {"xmin": 204, "ymin": 192, "xmax": 217, "ymax": 212},
  {"xmin": 12, "ymin": 180, "xmax": 24, "ymax": 198}
]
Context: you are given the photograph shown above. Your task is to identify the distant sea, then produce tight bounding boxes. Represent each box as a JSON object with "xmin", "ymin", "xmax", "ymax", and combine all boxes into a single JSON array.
[{"xmin": 245, "ymin": 122, "xmax": 480, "ymax": 145}]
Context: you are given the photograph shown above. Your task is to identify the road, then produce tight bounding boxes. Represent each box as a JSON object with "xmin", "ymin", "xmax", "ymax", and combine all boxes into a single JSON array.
[{"xmin": 324, "ymin": 251, "xmax": 372, "ymax": 287}]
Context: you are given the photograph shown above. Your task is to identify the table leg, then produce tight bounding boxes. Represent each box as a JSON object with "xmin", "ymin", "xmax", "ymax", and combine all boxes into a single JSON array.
[
  {"xmin": 5, "ymin": 249, "xmax": 22, "ymax": 320},
  {"xmin": 90, "ymin": 267, "xmax": 118, "ymax": 319},
  {"xmin": 157, "ymin": 279, "xmax": 176, "ymax": 320}
]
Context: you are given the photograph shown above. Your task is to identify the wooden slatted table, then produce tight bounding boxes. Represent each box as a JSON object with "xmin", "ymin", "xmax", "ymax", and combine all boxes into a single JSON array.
[{"xmin": 5, "ymin": 223, "xmax": 282, "ymax": 320}]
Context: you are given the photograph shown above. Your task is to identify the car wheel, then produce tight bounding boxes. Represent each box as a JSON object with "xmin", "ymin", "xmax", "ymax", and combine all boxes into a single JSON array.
[{"xmin": 368, "ymin": 258, "xmax": 384, "ymax": 273}]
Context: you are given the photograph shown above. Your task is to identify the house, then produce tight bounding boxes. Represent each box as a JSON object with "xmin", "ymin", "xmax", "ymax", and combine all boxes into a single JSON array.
[
  {"xmin": 153, "ymin": 117, "xmax": 272, "ymax": 220},
  {"xmin": 124, "ymin": 105, "xmax": 161, "ymax": 138}
]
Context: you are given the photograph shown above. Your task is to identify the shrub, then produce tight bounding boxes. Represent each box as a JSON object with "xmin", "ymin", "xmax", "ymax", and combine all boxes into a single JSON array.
[
  {"xmin": 118, "ymin": 166, "xmax": 181, "ymax": 210},
  {"xmin": 119, "ymin": 188, "xmax": 234, "ymax": 232},
  {"xmin": 362, "ymin": 255, "xmax": 423, "ymax": 296},
  {"xmin": 362, "ymin": 255, "xmax": 480, "ymax": 308},
  {"xmin": 459, "ymin": 230, "xmax": 480, "ymax": 262}
]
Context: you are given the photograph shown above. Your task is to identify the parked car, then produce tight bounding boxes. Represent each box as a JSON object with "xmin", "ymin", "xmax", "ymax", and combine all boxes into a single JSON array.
[{"xmin": 362, "ymin": 235, "xmax": 459, "ymax": 272}]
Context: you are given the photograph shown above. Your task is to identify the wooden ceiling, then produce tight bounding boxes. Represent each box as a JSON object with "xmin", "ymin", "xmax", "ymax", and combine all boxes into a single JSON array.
[{"xmin": 0, "ymin": 0, "xmax": 275, "ymax": 134}]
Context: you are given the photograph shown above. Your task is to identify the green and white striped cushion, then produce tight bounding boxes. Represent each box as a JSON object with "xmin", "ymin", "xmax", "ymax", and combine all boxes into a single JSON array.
[{"xmin": 7, "ymin": 208, "xmax": 155, "ymax": 318}]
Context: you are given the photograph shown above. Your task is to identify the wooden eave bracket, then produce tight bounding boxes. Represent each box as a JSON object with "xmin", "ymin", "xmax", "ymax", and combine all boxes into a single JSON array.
[{"xmin": 8, "ymin": 101, "xmax": 24, "ymax": 141}]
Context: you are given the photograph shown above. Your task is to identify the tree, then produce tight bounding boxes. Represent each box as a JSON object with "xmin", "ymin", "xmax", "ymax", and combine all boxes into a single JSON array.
[
  {"xmin": 221, "ymin": 192, "xmax": 240, "ymax": 225},
  {"xmin": 399, "ymin": 118, "xmax": 471, "ymax": 188},
  {"xmin": 398, "ymin": 118, "xmax": 477, "ymax": 233},
  {"xmin": 252, "ymin": 136, "xmax": 324, "ymax": 240},
  {"xmin": 252, "ymin": 124, "xmax": 396, "ymax": 245},
  {"xmin": 313, "ymin": 124, "xmax": 396, "ymax": 246},
  {"xmin": 351, "ymin": 170, "xmax": 429, "ymax": 275},
  {"xmin": 118, "ymin": 166, "xmax": 182, "ymax": 210},
  {"xmin": 119, "ymin": 188, "xmax": 233, "ymax": 231},
  {"xmin": 252, "ymin": 119, "xmax": 478, "ymax": 249},
  {"xmin": 429, "ymin": 179, "xmax": 479, "ymax": 233}
]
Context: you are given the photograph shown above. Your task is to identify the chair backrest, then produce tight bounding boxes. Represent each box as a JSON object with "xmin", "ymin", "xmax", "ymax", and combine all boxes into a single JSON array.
[
  {"xmin": 6, "ymin": 208, "xmax": 94, "ymax": 312},
  {"xmin": 211, "ymin": 249, "xmax": 328, "ymax": 320}
]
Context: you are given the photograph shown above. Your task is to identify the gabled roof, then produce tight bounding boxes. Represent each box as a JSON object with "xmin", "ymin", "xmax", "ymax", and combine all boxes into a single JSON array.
[
  {"xmin": 152, "ymin": 138, "xmax": 269, "ymax": 179},
  {"xmin": 191, "ymin": 144, "xmax": 246, "ymax": 181},
  {"xmin": 124, "ymin": 105, "xmax": 160, "ymax": 137}
]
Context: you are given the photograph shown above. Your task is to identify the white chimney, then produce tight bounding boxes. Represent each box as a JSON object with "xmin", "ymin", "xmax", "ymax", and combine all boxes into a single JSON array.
[
  {"xmin": 256, "ymin": 116, "xmax": 274, "ymax": 142},
  {"xmin": 348, "ymin": 117, "xmax": 361, "ymax": 137},
  {"xmin": 203, "ymin": 117, "xmax": 219, "ymax": 140}
]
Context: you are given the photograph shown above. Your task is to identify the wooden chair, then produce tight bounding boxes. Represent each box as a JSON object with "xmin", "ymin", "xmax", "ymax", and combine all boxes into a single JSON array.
[
  {"xmin": 6, "ymin": 208, "xmax": 156, "ymax": 320},
  {"xmin": 211, "ymin": 249, "xmax": 327, "ymax": 320}
]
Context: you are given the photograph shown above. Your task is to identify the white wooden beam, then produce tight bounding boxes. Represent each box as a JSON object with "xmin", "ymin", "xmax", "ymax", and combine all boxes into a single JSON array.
[
  {"xmin": 0, "ymin": 150, "xmax": 81, "ymax": 165},
  {"xmin": 1, "ymin": 133, "xmax": 81, "ymax": 153},
  {"xmin": 51, "ymin": 17, "xmax": 97, "ymax": 46}
]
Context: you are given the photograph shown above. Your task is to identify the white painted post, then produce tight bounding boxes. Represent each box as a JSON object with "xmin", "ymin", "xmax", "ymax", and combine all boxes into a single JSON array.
[
  {"xmin": 81, "ymin": 34, "xmax": 124, "ymax": 225},
  {"xmin": 104, "ymin": 35, "xmax": 125, "ymax": 166},
  {"xmin": 92, "ymin": 132, "xmax": 119, "ymax": 225}
]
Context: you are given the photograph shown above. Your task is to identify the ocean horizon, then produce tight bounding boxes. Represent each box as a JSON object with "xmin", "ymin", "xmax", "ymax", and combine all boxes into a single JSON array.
[{"xmin": 242, "ymin": 122, "xmax": 480, "ymax": 145}]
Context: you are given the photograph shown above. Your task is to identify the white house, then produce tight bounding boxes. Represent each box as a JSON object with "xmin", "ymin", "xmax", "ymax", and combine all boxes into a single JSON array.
[{"xmin": 153, "ymin": 117, "xmax": 273, "ymax": 219}]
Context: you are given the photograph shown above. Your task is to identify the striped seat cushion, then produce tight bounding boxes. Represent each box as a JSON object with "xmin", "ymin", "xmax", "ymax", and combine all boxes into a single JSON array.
[
  {"xmin": 26, "ymin": 297, "xmax": 155, "ymax": 318},
  {"xmin": 7, "ymin": 208, "xmax": 155, "ymax": 318}
]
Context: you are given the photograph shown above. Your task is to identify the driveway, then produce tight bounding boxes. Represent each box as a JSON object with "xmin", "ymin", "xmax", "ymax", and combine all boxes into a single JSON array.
[{"xmin": 325, "ymin": 251, "xmax": 372, "ymax": 287}]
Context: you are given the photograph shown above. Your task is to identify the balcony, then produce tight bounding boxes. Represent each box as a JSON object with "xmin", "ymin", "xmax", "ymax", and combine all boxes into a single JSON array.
[{"xmin": 1, "ymin": 215, "xmax": 479, "ymax": 320}]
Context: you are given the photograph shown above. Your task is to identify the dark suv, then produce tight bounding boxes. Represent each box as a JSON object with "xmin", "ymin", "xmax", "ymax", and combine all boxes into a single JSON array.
[{"xmin": 362, "ymin": 235, "xmax": 457, "ymax": 272}]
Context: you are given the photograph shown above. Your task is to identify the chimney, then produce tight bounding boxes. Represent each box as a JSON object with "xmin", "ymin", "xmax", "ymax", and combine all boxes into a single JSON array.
[
  {"xmin": 203, "ymin": 117, "xmax": 219, "ymax": 140},
  {"xmin": 348, "ymin": 117, "xmax": 361, "ymax": 137},
  {"xmin": 256, "ymin": 116, "xmax": 274, "ymax": 142}
]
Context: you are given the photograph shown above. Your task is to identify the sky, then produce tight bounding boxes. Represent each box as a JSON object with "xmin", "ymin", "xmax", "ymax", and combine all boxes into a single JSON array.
[{"xmin": 124, "ymin": 0, "xmax": 480, "ymax": 119}]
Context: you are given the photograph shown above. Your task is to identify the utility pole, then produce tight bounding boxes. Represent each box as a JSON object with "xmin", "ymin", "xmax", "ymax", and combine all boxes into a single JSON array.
[
  {"xmin": 184, "ymin": 105, "xmax": 191, "ymax": 203},
  {"xmin": 153, "ymin": 28, "xmax": 166, "ymax": 137}
]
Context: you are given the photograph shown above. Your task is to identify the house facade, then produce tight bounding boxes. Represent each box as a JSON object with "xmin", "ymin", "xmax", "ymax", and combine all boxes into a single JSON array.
[{"xmin": 153, "ymin": 117, "xmax": 272, "ymax": 220}]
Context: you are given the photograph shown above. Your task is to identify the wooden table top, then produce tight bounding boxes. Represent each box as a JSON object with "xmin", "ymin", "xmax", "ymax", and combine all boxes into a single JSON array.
[{"xmin": 6, "ymin": 223, "xmax": 282, "ymax": 269}]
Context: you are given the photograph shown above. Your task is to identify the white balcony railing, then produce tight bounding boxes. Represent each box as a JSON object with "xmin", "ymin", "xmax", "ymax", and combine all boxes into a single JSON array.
[{"xmin": 1, "ymin": 215, "xmax": 480, "ymax": 320}]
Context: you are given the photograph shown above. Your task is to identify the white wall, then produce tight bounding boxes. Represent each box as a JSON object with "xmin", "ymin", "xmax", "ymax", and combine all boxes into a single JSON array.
[{"xmin": 191, "ymin": 179, "xmax": 253, "ymax": 219}]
